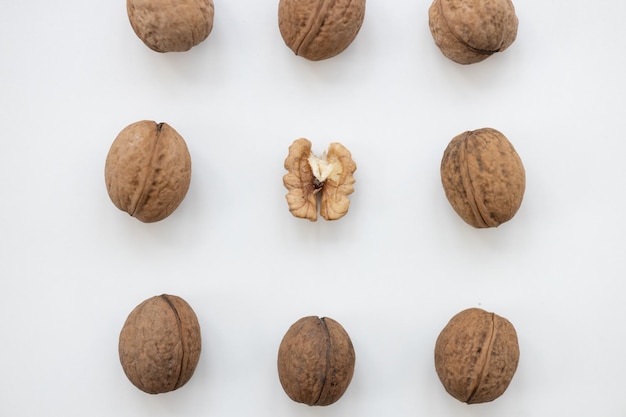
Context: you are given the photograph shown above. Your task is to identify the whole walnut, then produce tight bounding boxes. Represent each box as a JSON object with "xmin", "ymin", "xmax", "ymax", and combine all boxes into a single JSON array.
[
  {"xmin": 434, "ymin": 308, "xmax": 519, "ymax": 404},
  {"xmin": 440, "ymin": 128, "xmax": 525, "ymax": 228},
  {"xmin": 277, "ymin": 316, "xmax": 355, "ymax": 406},
  {"xmin": 428, "ymin": 0, "xmax": 518, "ymax": 64},
  {"xmin": 127, "ymin": 0, "xmax": 214, "ymax": 52},
  {"xmin": 105, "ymin": 120, "xmax": 192, "ymax": 223},
  {"xmin": 119, "ymin": 294, "xmax": 202, "ymax": 394},
  {"xmin": 278, "ymin": 0, "xmax": 366, "ymax": 61}
]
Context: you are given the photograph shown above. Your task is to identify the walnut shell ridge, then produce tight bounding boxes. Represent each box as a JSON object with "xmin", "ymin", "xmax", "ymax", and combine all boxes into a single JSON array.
[
  {"xmin": 105, "ymin": 120, "xmax": 192, "ymax": 223},
  {"xmin": 434, "ymin": 308, "xmax": 519, "ymax": 404},
  {"xmin": 118, "ymin": 294, "xmax": 202, "ymax": 394},
  {"xmin": 428, "ymin": 0, "xmax": 518, "ymax": 64},
  {"xmin": 440, "ymin": 128, "xmax": 525, "ymax": 228},
  {"xmin": 277, "ymin": 316, "xmax": 356, "ymax": 406},
  {"xmin": 278, "ymin": 0, "xmax": 366, "ymax": 61},
  {"xmin": 127, "ymin": 0, "xmax": 214, "ymax": 52}
]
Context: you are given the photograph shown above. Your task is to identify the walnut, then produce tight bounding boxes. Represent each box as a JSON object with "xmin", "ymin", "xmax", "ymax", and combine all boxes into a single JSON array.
[
  {"xmin": 283, "ymin": 138, "xmax": 356, "ymax": 221},
  {"xmin": 440, "ymin": 128, "xmax": 525, "ymax": 228},
  {"xmin": 118, "ymin": 294, "xmax": 202, "ymax": 394},
  {"xmin": 105, "ymin": 120, "xmax": 192, "ymax": 223},
  {"xmin": 428, "ymin": 0, "xmax": 518, "ymax": 64},
  {"xmin": 434, "ymin": 308, "xmax": 520, "ymax": 404},
  {"xmin": 277, "ymin": 316, "xmax": 355, "ymax": 406},
  {"xmin": 127, "ymin": 0, "xmax": 214, "ymax": 52},
  {"xmin": 278, "ymin": 0, "xmax": 366, "ymax": 61}
]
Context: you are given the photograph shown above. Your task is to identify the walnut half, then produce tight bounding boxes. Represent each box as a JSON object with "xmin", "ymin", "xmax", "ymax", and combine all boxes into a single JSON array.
[{"xmin": 283, "ymin": 138, "xmax": 356, "ymax": 221}]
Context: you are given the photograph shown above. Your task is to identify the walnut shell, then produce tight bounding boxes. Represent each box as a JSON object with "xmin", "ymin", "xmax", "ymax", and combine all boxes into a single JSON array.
[
  {"xmin": 105, "ymin": 120, "xmax": 192, "ymax": 223},
  {"xmin": 434, "ymin": 308, "xmax": 519, "ymax": 404},
  {"xmin": 127, "ymin": 0, "xmax": 214, "ymax": 52},
  {"xmin": 440, "ymin": 128, "xmax": 525, "ymax": 228},
  {"xmin": 283, "ymin": 138, "xmax": 356, "ymax": 221},
  {"xmin": 119, "ymin": 294, "xmax": 202, "ymax": 394},
  {"xmin": 277, "ymin": 316, "xmax": 355, "ymax": 406},
  {"xmin": 278, "ymin": 0, "xmax": 366, "ymax": 61},
  {"xmin": 428, "ymin": 0, "xmax": 518, "ymax": 64}
]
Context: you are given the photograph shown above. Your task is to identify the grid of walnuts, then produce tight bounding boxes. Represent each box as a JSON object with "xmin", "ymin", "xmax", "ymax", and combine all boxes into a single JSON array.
[{"xmin": 111, "ymin": 0, "xmax": 525, "ymax": 408}]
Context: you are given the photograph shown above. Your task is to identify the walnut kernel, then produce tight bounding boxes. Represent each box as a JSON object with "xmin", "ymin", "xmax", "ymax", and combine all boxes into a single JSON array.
[{"xmin": 283, "ymin": 138, "xmax": 356, "ymax": 221}]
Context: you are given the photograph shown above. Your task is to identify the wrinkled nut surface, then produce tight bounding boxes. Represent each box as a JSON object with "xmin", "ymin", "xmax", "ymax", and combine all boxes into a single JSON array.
[
  {"xmin": 127, "ymin": 0, "xmax": 214, "ymax": 52},
  {"xmin": 105, "ymin": 120, "xmax": 192, "ymax": 223},
  {"xmin": 428, "ymin": 0, "xmax": 518, "ymax": 64},
  {"xmin": 277, "ymin": 316, "xmax": 355, "ymax": 406},
  {"xmin": 440, "ymin": 128, "xmax": 525, "ymax": 228},
  {"xmin": 434, "ymin": 308, "xmax": 519, "ymax": 404},
  {"xmin": 278, "ymin": 0, "xmax": 366, "ymax": 61},
  {"xmin": 283, "ymin": 138, "xmax": 356, "ymax": 221},
  {"xmin": 119, "ymin": 294, "xmax": 202, "ymax": 394}
]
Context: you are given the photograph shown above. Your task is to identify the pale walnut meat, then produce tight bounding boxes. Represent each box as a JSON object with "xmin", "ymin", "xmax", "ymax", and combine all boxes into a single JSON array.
[
  {"xmin": 283, "ymin": 139, "xmax": 318, "ymax": 221},
  {"xmin": 320, "ymin": 143, "xmax": 357, "ymax": 220},
  {"xmin": 283, "ymin": 138, "xmax": 356, "ymax": 221}
]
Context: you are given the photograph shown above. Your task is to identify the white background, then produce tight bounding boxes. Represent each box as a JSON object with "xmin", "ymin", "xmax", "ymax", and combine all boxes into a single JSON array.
[{"xmin": 1, "ymin": 1, "xmax": 625, "ymax": 416}]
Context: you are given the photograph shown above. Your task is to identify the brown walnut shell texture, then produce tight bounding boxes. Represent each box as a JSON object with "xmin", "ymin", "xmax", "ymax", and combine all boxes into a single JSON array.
[
  {"xmin": 277, "ymin": 316, "xmax": 355, "ymax": 406},
  {"xmin": 283, "ymin": 138, "xmax": 357, "ymax": 221},
  {"xmin": 428, "ymin": 0, "xmax": 518, "ymax": 64},
  {"xmin": 434, "ymin": 308, "xmax": 519, "ymax": 404},
  {"xmin": 127, "ymin": 0, "xmax": 214, "ymax": 52},
  {"xmin": 278, "ymin": 0, "xmax": 366, "ymax": 61},
  {"xmin": 119, "ymin": 294, "xmax": 202, "ymax": 394},
  {"xmin": 105, "ymin": 120, "xmax": 192, "ymax": 223},
  {"xmin": 440, "ymin": 128, "xmax": 525, "ymax": 228}
]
